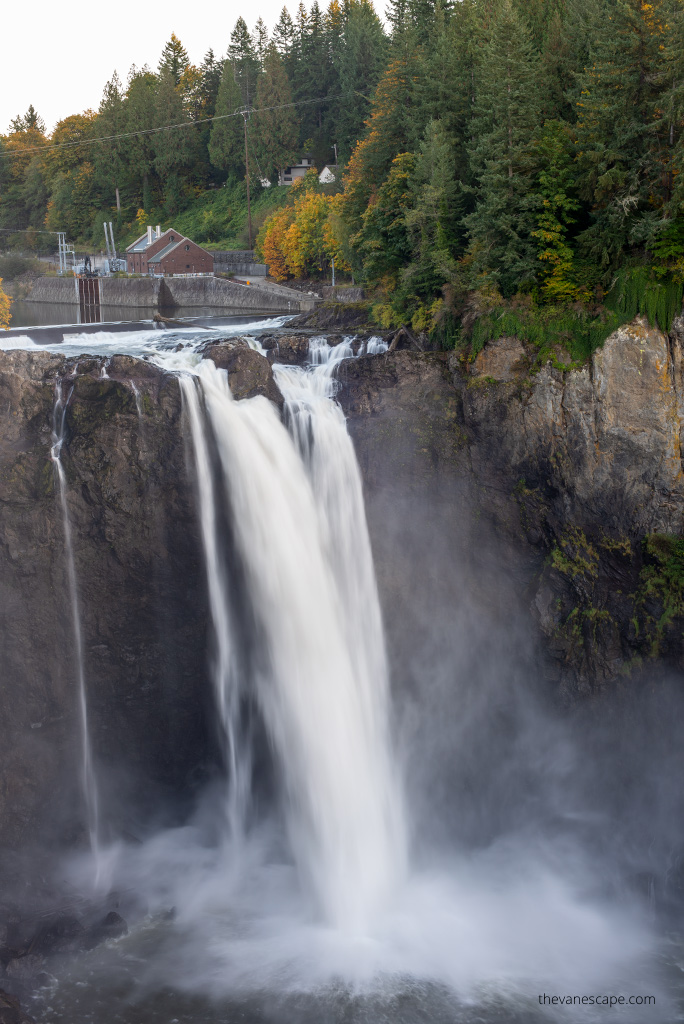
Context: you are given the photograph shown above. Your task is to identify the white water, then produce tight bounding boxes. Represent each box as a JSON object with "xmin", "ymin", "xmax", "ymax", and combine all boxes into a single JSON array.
[
  {"xmin": 181, "ymin": 352, "xmax": 405, "ymax": 930},
  {"xmin": 50, "ymin": 383, "xmax": 101, "ymax": 878}
]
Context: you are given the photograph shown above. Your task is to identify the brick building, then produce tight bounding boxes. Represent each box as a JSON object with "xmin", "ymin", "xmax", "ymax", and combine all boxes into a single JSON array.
[{"xmin": 125, "ymin": 226, "xmax": 214, "ymax": 276}]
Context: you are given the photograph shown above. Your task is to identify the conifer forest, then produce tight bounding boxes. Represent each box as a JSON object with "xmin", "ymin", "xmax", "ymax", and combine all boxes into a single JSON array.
[{"xmin": 3, "ymin": 0, "xmax": 684, "ymax": 344}]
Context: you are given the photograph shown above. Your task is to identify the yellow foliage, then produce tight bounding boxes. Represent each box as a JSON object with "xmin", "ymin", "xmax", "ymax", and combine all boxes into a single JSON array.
[
  {"xmin": 257, "ymin": 184, "xmax": 349, "ymax": 280},
  {"xmin": 257, "ymin": 206, "xmax": 294, "ymax": 281},
  {"xmin": 0, "ymin": 279, "xmax": 12, "ymax": 330},
  {"xmin": 135, "ymin": 208, "xmax": 148, "ymax": 230}
]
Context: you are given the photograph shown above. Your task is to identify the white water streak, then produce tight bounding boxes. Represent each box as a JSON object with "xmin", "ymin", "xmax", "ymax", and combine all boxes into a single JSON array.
[
  {"xmin": 180, "ymin": 378, "xmax": 250, "ymax": 841},
  {"xmin": 50, "ymin": 383, "xmax": 101, "ymax": 878}
]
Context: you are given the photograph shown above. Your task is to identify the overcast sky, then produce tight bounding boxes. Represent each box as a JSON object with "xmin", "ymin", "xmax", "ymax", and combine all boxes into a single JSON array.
[{"xmin": 4, "ymin": 0, "xmax": 317, "ymax": 134}]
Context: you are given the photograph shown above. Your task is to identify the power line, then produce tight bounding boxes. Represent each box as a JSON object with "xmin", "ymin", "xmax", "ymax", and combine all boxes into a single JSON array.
[{"xmin": 1, "ymin": 95, "xmax": 332, "ymax": 159}]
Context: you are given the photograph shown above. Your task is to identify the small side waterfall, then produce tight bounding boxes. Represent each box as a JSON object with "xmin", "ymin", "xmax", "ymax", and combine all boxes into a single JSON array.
[
  {"xmin": 182, "ymin": 346, "xmax": 406, "ymax": 932},
  {"xmin": 50, "ymin": 383, "xmax": 101, "ymax": 872}
]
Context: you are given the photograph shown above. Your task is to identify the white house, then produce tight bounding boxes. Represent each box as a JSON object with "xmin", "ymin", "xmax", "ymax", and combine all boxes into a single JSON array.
[
  {"xmin": 278, "ymin": 157, "xmax": 315, "ymax": 186},
  {"xmin": 318, "ymin": 165, "xmax": 339, "ymax": 184}
]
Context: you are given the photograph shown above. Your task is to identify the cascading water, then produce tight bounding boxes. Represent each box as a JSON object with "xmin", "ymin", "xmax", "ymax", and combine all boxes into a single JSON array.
[
  {"xmin": 180, "ymin": 377, "xmax": 251, "ymax": 842},
  {"xmin": 50, "ymin": 381, "xmax": 101, "ymax": 876},
  {"xmin": 180, "ymin": 350, "xmax": 406, "ymax": 930}
]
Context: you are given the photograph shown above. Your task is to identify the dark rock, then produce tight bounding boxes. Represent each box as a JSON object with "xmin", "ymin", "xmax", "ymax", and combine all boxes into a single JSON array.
[
  {"xmin": 205, "ymin": 341, "xmax": 283, "ymax": 406},
  {"xmin": 82, "ymin": 911, "xmax": 128, "ymax": 950},
  {"xmin": 0, "ymin": 988, "xmax": 36, "ymax": 1024},
  {"xmin": 0, "ymin": 350, "xmax": 216, "ymax": 855}
]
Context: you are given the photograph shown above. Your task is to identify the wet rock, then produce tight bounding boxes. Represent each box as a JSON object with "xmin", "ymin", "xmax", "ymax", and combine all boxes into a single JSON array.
[
  {"xmin": 82, "ymin": 911, "xmax": 128, "ymax": 950},
  {"xmin": 0, "ymin": 348, "xmax": 215, "ymax": 854},
  {"xmin": 205, "ymin": 342, "xmax": 283, "ymax": 406},
  {"xmin": 260, "ymin": 334, "xmax": 311, "ymax": 365},
  {"xmin": 0, "ymin": 988, "xmax": 36, "ymax": 1024}
]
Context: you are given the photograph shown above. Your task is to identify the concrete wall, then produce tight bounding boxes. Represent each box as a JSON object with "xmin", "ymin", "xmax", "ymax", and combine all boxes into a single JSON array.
[{"xmin": 19, "ymin": 275, "xmax": 318, "ymax": 312}]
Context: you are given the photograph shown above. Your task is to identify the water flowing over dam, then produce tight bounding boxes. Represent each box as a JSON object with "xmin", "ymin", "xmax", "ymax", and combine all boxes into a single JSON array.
[{"xmin": 0, "ymin": 317, "xmax": 682, "ymax": 1023}]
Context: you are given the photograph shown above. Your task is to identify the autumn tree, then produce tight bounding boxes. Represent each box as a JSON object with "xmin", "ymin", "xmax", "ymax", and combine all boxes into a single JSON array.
[{"xmin": 0, "ymin": 280, "xmax": 11, "ymax": 329}]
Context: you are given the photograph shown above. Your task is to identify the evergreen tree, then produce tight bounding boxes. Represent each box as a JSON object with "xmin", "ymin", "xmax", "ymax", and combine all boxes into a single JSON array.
[
  {"xmin": 229, "ymin": 17, "xmax": 260, "ymax": 107},
  {"xmin": 153, "ymin": 72, "xmax": 196, "ymax": 213},
  {"xmin": 199, "ymin": 49, "xmax": 223, "ymax": 119},
  {"xmin": 253, "ymin": 18, "xmax": 270, "ymax": 65},
  {"xmin": 93, "ymin": 72, "xmax": 126, "ymax": 215},
  {"xmin": 252, "ymin": 44, "xmax": 299, "ymax": 183},
  {"xmin": 335, "ymin": 0, "xmax": 387, "ymax": 159},
  {"xmin": 465, "ymin": 0, "xmax": 541, "ymax": 294},
  {"xmin": 158, "ymin": 33, "xmax": 190, "ymax": 85},
  {"xmin": 574, "ymin": 0, "xmax": 667, "ymax": 271},
  {"xmin": 273, "ymin": 7, "xmax": 296, "ymax": 75},
  {"xmin": 208, "ymin": 61, "xmax": 245, "ymax": 178},
  {"xmin": 125, "ymin": 68, "xmax": 158, "ymax": 212},
  {"xmin": 9, "ymin": 105, "xmax": 45, "ymax": 134},
  {"xmin": 403, "ymin": 119, "xmax": 461, "ymax": 302}
]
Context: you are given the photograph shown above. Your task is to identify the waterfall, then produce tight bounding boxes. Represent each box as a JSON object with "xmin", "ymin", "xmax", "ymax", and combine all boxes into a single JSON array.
[
  {"xmin": 130, "ymin": 380, "xmax": 144, "ymax": 419},
  {"xmin": 181, "ymin": 348, "xmax": 406, "ymax": 932},
  {"xmin": 50, "ymin": 383, "xmax": 101, "ymax": 874},
  {"xmin": 180, "ymin": 377, "xmax": 251, "ymax": 841}
]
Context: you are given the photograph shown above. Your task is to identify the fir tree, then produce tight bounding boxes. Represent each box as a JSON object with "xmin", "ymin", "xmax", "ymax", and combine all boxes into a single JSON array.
[
  {"xmin": 229, "ymin": 17, "xmax": 260, "ymax": 107},
  {"xmin": 465, "ymin": 0, "xmax": 541, "ymax": 293},
  {"xmin": 93, "ymin": 72, "xmax": 126, "ymax": 215},
  {"xmin": 158, "ymin": 33, "xmax": 190, "ymax": 86},
  {"xmin": 253, "ymin": 18, "xmax": 270, "ymax": 65},
  {"xmin": 209, "ymin": 61, "xmax": 245, "ymax": 178},
  {"xmin": 253, "ymin": 44, "xmax": 299, "ymax": 183}
]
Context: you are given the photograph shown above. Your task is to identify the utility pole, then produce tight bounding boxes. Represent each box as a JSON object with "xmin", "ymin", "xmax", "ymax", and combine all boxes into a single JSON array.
[{"xmin": 241, "ymin": 107, "xmax": 253, "ymax": 250}]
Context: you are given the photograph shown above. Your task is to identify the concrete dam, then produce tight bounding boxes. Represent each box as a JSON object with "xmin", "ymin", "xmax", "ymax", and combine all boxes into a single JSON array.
[{"xmin": 17, "ymin": 275, "xmax": 319, "ymax": 315}]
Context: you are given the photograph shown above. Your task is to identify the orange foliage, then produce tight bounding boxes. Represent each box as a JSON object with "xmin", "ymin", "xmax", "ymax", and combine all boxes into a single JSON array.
[{"xmin": 0, "ymin": 280, "xmax": 12, "ymax": 330}]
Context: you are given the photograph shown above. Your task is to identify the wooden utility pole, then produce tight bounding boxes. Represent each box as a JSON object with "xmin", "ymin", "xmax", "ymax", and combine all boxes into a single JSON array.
[{"xmin": 242, "ymin": 109, "xmax": 253, "ymax": 249}]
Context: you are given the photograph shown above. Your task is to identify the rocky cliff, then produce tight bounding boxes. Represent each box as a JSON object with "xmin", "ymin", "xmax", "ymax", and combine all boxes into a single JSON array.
[
  {"xmin": 337, "ymin": 315, "xmax": 684, "ymax": 701},
  {"xmin": 1, "ymin": 318, "xmax": 683, "ymax": 860}
]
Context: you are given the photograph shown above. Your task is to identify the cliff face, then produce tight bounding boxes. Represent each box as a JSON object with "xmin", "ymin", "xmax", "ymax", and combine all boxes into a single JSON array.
[
  {"xmin": 0, "ymin": 349, "xmax": 213, "ymax": 855},
  {"xmin": 1, "ymin": 319, "xmax": 683, "ymax": 853},
  {"xmin": 337, "ymin": 316, "xmax": 684, "ymax": 699}
]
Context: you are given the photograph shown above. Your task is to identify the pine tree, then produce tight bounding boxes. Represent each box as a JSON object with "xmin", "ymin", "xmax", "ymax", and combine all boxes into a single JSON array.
[
  {"xmin": 208, "ymin": 61, "xmax": 245, "ymax": 178},
  {"xmin": 465, "ymin": 0, "xmax": 541, "ymax": 294},
  {"xmin": 335, "ymin": 0, "xmax": 387, "ymax": 159},
  {"xmin": 404, "ymin": 119, "xmax": 461, "ymax": 300},
  {"xmin": 252, "ymin": 44, "xmax": 299, "ymax": 183},
  {"xmin": 158, "ymin": 33, "xmax": 190, "ymax": 86},
  {"xmin": 125, "ymin": 68, "xmax": 158, "ymax": 212},
  {"xmin": 253, "ymin": 18, "xmax": 270, "ymax": 65},
  {"xmin": 93, "ymin": 72, "xmax": 127, "ymax": 214},
  {"xmin": 153, "ymin": 72, "xmax": 196, "ymax": 213},
  {"xmin": 9, "ymin": 105, "xmax": 45, "ymax": 133},
  {"xmin": 273, "ymin": 6, "xmax": 296, "ymax": 76},
  {"xmin": 199, "ymin": 49, "xmax": 223, "ymax": 119},
  {"xmin": 229, "ymin": 17, "xmax": 260, "ymax": 107}
]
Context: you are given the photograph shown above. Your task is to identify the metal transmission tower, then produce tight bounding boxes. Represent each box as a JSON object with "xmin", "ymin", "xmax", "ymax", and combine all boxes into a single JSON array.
[{"xmin": 57, "ymin": 232, "xmax": 75, "ymax": 275}]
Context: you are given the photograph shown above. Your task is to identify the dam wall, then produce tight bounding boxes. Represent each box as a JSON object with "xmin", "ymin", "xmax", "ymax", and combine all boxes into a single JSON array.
[{"xmin": 17, "ymin": 275, "xmax": 318, "ymax": 313}]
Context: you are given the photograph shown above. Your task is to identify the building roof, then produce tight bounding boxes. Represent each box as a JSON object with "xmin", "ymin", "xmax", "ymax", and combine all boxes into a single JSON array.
[
  {"xmin": 147, "ymin": 240, "xmax": 183, "ymax": 264},
  {"xmin": 125, "ymin": 226, "xmax": 181, "ymax": 254},
  {"xmin": 125, "ymin": 232, "xmax": 149, "ymax": 253}
]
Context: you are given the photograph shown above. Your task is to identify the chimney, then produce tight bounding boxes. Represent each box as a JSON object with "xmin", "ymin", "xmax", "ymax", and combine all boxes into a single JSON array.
[
  {"xmin": 156, "ymin": 225, "xmax": 161, "ymax": 238},
  {"xmin": 147, "ymin": 226, "xmax": 153, "ymax": 246}
]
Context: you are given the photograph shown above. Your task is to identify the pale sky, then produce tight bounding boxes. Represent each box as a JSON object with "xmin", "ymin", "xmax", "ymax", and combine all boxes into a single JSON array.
[{"xmin": 4, "ymin": 0, "xmax": 316, "ymax": 134}]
